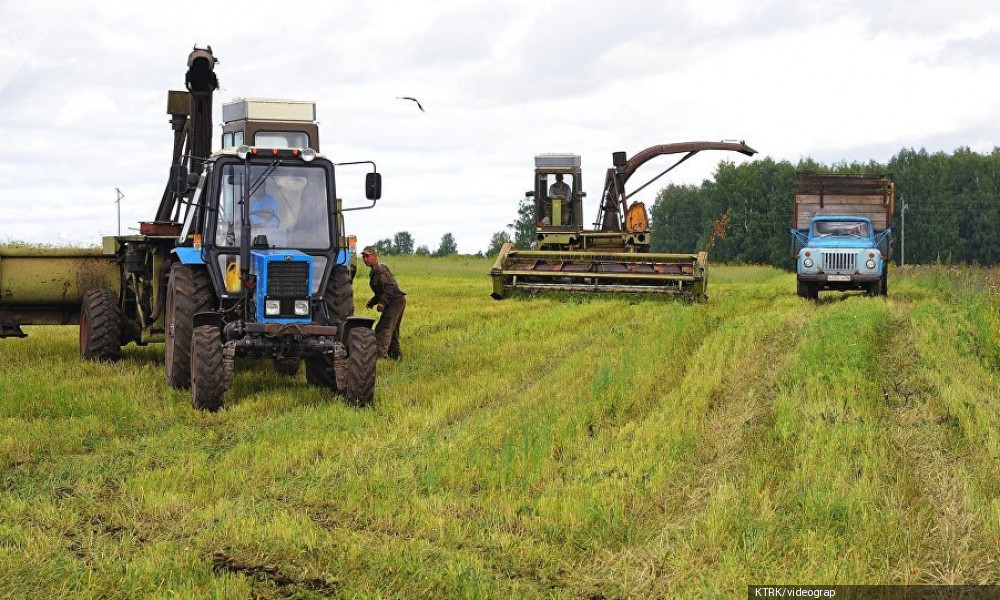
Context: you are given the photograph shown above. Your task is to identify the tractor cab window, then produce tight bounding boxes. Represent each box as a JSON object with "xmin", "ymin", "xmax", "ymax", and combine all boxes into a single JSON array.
[
  {"xmin": 254, "ymin": 131, "xmax": 309, "ymax": 149},
  {"xmin": 539, "ymin": 173, "xmax": 575, "ymax": 226},
  {"xmin": 813, "ymin": 220, "xmax": 869, "ymax": 237},
  {"xmin": 217, "ymin": 163, "xmax": 331, "ymax": 250}
]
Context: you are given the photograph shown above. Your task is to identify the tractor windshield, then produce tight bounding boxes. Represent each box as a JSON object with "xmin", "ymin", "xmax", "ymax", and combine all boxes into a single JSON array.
[{"xmin": 216, "ymin": 163, "xmax": 331, "ymax": 249}]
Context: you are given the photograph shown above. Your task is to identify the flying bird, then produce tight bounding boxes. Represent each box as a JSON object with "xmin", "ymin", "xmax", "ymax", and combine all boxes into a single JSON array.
[{"xmin": 396, "ymin": 96, "xmax": 425, "ymax": 112}]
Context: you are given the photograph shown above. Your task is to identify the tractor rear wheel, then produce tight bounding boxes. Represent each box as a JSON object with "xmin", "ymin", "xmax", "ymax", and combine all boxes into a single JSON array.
[
  {"xmin": 190, "ymin": 325, "xmax": 228, "ymax": 411},
  {"xmin": 345, "ymin": 327, "xmax": 377, "ymax": 407},
  {"xmin": 165, "ymin": 265, "xmax": 213, "ymax": 389},
  {"xmin": 306, "ymin": 265, "xmax": 354, "ymax": 390},
  {"xmin": 80, "ymin": 288, "xmax": 122, "ymax": 362},
  {"xmin": 274, "ymin": 358, "xmax": 301, "ymax": 376}
]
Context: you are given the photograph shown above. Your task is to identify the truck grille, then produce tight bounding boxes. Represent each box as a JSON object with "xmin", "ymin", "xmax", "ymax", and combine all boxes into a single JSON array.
[
  {"xmin": 823, "ymin": 251, "xmax": 856, "ymax": 272},
  {"xmin": 266, "ymin": 261, "xmax": 309, "ymax": 298}
]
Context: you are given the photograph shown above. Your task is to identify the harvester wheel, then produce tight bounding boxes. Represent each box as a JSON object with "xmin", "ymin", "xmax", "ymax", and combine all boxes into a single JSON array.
[
  {"xmin": 80, "ymin": 288, "xmax": 122, "ymax": 362},
  {"xmin": 165, "ymin": 265, "xmax": 213, "ymax": 389},
  {"xmin": 274, "ymin": 358, "xmax": 301, "ymax": 376},
  {"xmin": 190, "ymin": 325, "xmax": 228, "ymax": 412},
  {"xmin": 345, "ymin": 327, "xmax": 376, "ymax": 407},
  {"xmin": 305, "ymin": 265, "xmax": 354, "ymax": 390}
]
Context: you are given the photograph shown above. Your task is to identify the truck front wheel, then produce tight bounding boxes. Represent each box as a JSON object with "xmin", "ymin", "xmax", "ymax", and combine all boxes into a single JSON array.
[
  {"xmin": 165, "ymin": 265, "xmax": 213, "ymax": 389},
  {"xmin": 345, "ymin": 327, "xmax": 377, "ymax": 407},
  {"xmin": 80, "ymin": 288, "xmax": 122, "ymax": 362},
  {"xmin": 796, "ymin": 281, "xmax": 818, "ymax": 300}
]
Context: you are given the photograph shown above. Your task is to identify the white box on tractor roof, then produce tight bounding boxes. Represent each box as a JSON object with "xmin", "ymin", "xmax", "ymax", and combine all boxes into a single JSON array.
[{"xmin": 222, "ymin": 98, "xmax": 316, "ymax": 124}]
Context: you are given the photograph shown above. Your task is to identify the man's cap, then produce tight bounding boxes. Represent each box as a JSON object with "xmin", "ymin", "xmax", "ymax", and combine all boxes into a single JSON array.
[{"xmin": 361, "ymin": 245, "xmax": 378, "ymax": 256}]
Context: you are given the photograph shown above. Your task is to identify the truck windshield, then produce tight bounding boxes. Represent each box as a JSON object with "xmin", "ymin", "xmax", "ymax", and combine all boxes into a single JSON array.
[
  {"xmin": 217, "ymin": 163, "xmax": 331, "ymax": 249},
  {"xmin": 813, "ymin": 220, "xmax": 869, "ymax": 237}
]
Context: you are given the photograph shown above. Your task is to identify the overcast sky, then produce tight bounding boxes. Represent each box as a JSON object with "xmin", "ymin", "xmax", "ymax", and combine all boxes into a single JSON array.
[{"xmin": 2, "ymin": 0, "xmax": 999, "ymax": 253}]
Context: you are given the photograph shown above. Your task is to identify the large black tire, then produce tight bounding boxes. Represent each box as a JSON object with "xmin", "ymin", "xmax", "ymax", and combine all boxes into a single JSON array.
[
  {"xmin": 80, "ymin": 288, "xmax": 122, "ymax": 362},
  {"xmin": 880, "ymin": 266, "xmax": 889, "ymax": 297},
  {"xmin": 190, "ymin": 325, "xmax": 228, "ymax": 411},
  {"xmin": 273, "ymin": 358, "xmax": 301, "ymax": 377},
  {"xmin": 797, "ymin": 281, "xmax": 818, "ymax": 300},
  {"xmin": 165, "ymin": 265, "xmax": 214, "ymax": 389},
  {"xmin": 306, "ymin": 265, "xmax": 354, "ymax": 389},
  {"xmin": 345, "ymin": 328, "xmax": 377, "ymax": 407}
]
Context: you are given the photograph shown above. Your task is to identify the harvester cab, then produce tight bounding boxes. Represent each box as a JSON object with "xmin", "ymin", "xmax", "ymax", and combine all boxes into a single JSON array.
[
  {"xmin": 490, "ymin": 141, "xmax": 756, "ymax": 301},
  {"xmin": 529, "ymin": 154, "xmax": 585, "ymax": 247}
]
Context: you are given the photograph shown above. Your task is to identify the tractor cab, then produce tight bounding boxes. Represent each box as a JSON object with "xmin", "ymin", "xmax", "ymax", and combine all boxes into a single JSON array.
[{"xmin": 528, "ymin": 154, "xmax": 585, "ymax": 249}]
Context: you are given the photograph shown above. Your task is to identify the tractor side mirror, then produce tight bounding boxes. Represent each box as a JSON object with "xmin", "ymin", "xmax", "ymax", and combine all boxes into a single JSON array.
[
  {"xmin": 169, "ymin": 164, "xmax": 189, "ymax": 194},
  {"xmin": 365, "ymin": 172, "xmax": 382, "ymax": 200}
]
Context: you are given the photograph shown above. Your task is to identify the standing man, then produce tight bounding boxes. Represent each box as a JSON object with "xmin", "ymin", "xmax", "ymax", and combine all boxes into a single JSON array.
[{"xmin": 362, "ymin": 245, "xmax": 406, "ymax": 360}]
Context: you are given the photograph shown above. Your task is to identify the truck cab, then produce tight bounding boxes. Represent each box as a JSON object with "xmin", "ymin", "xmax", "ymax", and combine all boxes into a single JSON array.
[{"xmin": 792, "ymin": 215, "xmax": 891, "ymax": 299}]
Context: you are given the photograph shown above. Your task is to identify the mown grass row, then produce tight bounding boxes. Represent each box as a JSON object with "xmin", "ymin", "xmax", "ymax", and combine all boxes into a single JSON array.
[{"xmin": 1, "ymin": 257, "xmax": 998, "ymax": 598}]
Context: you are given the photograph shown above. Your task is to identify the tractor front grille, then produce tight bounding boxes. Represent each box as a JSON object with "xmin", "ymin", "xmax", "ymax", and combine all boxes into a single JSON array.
[
  {"xmin": 266, "ymin": 261, "xmax": 309, "ymax": 298},
  {"xmin": 823, "ymin": 251, "xmax": 856, "ymax": 272}
]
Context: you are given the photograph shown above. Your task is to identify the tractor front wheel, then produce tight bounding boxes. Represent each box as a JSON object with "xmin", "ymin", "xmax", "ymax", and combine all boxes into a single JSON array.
[
  {"xmin": 345, "ymin": 328, "xmax": 377, "ymax": 407},
  {"xmin": 165, "ymin": 265, "xmax": 213, "ymax": 389},
  {"xmin": 80, "ymin": 288, "xmax": 122, "ymax": 362},
  {"xmin": 305, "ymin": 265, "xmax": 354, "ymax": 391},
  {"xmin": 190, "ymin": 325, "xmax": 228, "ymax": 411}
]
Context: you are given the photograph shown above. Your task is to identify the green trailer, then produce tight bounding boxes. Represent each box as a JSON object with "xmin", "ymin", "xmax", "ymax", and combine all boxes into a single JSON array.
[{"xmin": 0, "ymin": 246, "xmax": 118, "ymax": 338}]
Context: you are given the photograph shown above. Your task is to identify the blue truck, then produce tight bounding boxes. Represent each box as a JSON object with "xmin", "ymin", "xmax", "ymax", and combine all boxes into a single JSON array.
[{"xmin": 789, "ymin": 174, "xmax": 894, "ymax": 299}]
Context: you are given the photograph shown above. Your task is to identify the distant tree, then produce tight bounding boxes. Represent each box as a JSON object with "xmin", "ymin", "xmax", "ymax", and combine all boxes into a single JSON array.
[
  {"xmin": 486, "ymin": 230, "xmax": 512, "ymax": 256},
  {"xmin": 414, "ymin": 245, "xmax": 431, "ymax": 256},
  {"xmin": 392, "ymin": 231, "xmax": 415, "ymax": 255},
  {"xmin": 510, "ymin": 197, "xmax": 536, "ymax": 249},
  {"xmin": 434, "ymin": 233, "xmax": 458, "ymax": 256},
  {"xmin": 374, "ymin": 238, "xmax": 394, "ymax": 255}
]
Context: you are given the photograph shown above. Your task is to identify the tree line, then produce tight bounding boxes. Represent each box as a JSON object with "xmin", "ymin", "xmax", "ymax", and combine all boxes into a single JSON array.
[
  {"xmin": 371, "ymin": 231, "xmax": 459, "ymax": 257},
  {"xmin": 651, "ymin": 146, "xmax": 1000, "ymax": 268}
]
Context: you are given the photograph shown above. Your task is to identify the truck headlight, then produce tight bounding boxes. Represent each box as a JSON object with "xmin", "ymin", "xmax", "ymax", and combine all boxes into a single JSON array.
[
  {"xmin": 866, "ymin": 259, "xmax": 876, "ymax": 269},
  {"xmin": 294, "ymin": 300, "xmax": 309, "ymax": 316},
  {"xmin": 803, "ymin": 258, "xmax": 814, "ymax": 268},
  {"xmin": 265, "ymin": 300, "xmax": 281, "ymax": 315}
]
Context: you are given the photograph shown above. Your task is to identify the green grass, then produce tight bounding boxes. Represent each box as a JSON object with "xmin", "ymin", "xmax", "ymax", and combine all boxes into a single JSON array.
[{"xmin": 2, "ymin": 257, "xmax": 999, "ymax": 598}]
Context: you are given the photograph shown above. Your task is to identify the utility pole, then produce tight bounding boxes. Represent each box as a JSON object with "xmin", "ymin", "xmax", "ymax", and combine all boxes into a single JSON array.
[
  {"xmin": 900, "ymin": 201, "xmax": 909, "ymax": 266},
  {"xmin": 116, "ymin": 188, "xmax": 124, "ymax": 236}
]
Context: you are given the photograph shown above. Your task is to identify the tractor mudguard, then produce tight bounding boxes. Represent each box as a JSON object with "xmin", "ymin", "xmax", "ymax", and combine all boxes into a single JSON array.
[{"xmin": 173, "ymin": 247, "xmax": 206, "ymax": 265}]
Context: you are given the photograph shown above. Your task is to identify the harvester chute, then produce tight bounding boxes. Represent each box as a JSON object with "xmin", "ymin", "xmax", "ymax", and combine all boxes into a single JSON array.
[{"xmin": 490, "ymin": 142, "xmax": 756, "ymax": 301}]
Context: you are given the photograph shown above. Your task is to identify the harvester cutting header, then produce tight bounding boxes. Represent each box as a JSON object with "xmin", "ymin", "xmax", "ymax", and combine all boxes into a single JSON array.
[{"xmin": 490, "ymin": 141, "xmax": 756, "ymax": 301}]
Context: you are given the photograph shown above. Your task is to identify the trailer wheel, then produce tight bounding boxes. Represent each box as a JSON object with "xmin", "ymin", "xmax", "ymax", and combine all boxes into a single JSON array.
[
  {"xmin": 164, "ymin": 265, "xmax": 213, "ymax": 389},
  {"xmin": 345, "ymin": 327, "xmax": 376, "ymax": 407},
  {"xmin": 80, "ymin": 288, "xmax": 122, "ymax": 362},
  {"xmin": 190, "ymin": 325, "xmax": 228, "ymax": 411},
  {"xmin": 305, "ymin": 265, "xmax": 354, "ymax": 390},
  {"xmin": 274, "ymin": 358, "xmax": 301, "ymax": 376}
]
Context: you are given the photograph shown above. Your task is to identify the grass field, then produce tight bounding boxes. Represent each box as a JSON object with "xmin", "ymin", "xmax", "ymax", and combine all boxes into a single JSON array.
[{"xmin": 2, "ymin": 257, "xmax": 999, "ymax": 598}]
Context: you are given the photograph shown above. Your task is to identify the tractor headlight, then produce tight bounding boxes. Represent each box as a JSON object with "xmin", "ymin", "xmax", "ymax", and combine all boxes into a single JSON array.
[
  {"xmin": 265, "ymin": 300, "xmax": 281, "ymax": 315},
  {"xmin": 866, "ymin": 259, "xmax": 877, "ymax": 269},
  {"xmin": 803, "ymin": 258, "xmax": 814, "ymax": 268},
  {"xmin": 294, "ymin": 300, "xmax": 309, "ymax": 316}
]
